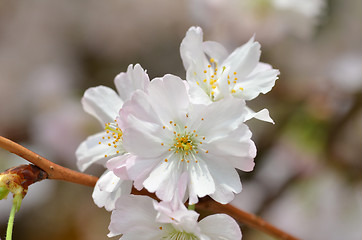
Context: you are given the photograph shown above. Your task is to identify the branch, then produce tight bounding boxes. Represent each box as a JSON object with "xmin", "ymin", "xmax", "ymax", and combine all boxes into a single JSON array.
[
  {"xmin": 0, "ymin": 136, "xmax": 299, "ymax": 240},
  {"xmin": 197, "ymin": 198, "xmax": 300, "ymax": 240},
  {"xmin": 0, "ymin": 136, "xmax": 97, "ymax": 187}
]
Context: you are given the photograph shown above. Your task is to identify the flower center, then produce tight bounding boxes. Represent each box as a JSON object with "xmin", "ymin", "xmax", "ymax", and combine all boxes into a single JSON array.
[
  {"xmin": 195, "ymin": 58, "xmax": 244, "ymax": 100},
  {"xmin": 175, "ymin": 134, "xmax": 194, "ymax": 152},
  {"xmin": 196, "ymin": 58, "xmax": 224, "ymax": 99},
  {"xmin": 98, "ymin": 120, "xmax": 124, "ymax": 157},
  {"xmin": 161, "ymin": 117, "xmax": 208, "ymax": 164},
  {"xmin": 169, "ymin": 130, "xmax": 200, "ymax": 163},
  {"xmin": 162, "ymin": 230, "xmax": 199, "ymax": 240}
]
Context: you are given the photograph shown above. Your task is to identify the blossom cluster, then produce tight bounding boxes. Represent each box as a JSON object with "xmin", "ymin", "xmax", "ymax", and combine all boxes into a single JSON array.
[{"xmin": 76, "ymin": 26, "xmax": 279, "ymax": 239}]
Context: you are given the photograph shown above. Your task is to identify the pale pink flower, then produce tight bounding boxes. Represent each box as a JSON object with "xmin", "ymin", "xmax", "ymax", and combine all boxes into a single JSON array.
[
  {"xmin": 180, "ymin": 26, "xmax": 279, "ymax": 123},
  {"xmin": 75, "ymin": 64, "xmax": 149, "ymax": 210},
  {"xmin": 108, "ymin": 195, "xmax": 242, "ymax": 240},
  {"xmin": 108, "ymin": 74, "xmax": 256, "ymax": 204}
]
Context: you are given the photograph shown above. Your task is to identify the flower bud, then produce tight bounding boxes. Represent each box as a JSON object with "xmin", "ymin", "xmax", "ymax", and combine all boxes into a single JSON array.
[{"xmin": 0, "ymin": 185, "xmax": 10, "ymax": 200}]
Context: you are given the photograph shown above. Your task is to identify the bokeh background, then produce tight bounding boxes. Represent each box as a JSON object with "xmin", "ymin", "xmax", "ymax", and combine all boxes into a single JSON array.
[{"xmin": 1, "ymin": 0, "xmax": 361, "ymax": 239}]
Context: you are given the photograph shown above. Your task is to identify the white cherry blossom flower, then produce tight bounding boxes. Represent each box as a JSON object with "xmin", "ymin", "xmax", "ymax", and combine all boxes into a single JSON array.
[
  {"xmin": 75, "ymin": 64, "xmax": 149, "ymax": 210},
  {"xmin": 180, "ymin": 26, "xmax": 279, "ymax": 123},
  {"xmin": 108, "ymin": 195, "xmax": 242, "ymax": 240},
  {"xmin": 108, "ymin": 74, "xmax": 256, "ymax": 204}
]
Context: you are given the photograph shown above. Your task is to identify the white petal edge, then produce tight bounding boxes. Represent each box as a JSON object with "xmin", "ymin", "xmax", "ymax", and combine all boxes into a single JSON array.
[
  {"xmin": 82, "ymin": 85, "xmax": 123, "ymax": 125},
  {"xmin": 92, "ymin": 170, "xmax": 132, "ymax": 211},
  {"xmin": 199, "ymin": 214, "xmax": 242, "ymax": 240},
  {"xmin": 114, "ymin": 63, "xmax": 150, "ymax": 102},
  {"xmin": 76, "ymin": 131, "xmax": 124, "ymax": 171},
  {"xmin": 245, "ymin": 107, "xmax": 275, "ymax": 124}
]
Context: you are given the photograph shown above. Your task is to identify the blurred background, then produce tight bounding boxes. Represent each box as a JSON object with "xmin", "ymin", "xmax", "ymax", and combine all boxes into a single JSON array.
[{"xmin": 0, "ymin": 0, "xmax": 361, "ymax": 239}]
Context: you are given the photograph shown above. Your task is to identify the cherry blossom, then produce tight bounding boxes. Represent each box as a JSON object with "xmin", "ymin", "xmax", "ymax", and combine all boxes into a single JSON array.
[
  {"xmin": 180, "ymin": 26, "xmax": 279, "ymax": 123},
  {"xmin": 108, "ymin": 74, "xmax": 256, "ymax": 204},
  {"xmin": 75, "ymin": 64, "xmax": 149, "ymax": 210},
  {"xmin": 108, "ymin": 195, "xmax": 242, "ymax": 240}
]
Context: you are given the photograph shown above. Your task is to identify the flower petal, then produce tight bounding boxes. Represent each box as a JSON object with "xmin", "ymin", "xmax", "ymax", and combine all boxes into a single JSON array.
[
  {"xmin": 202, "ymin": 40, "xmax": 229, "ymax": 63},
  {"xmin": 82, "ymin": 86, "xmax": 123, "ymax": 125},
  {"xmin": 106, "ymin": 154, "xmax": 133, "ymax": 180},
  {"xmin": 244, "ymin": 107, "xmax": 275, "ymax": 124},
  {"xmin": 122, "ymin": 121, "xmax": 166, "ymax": 158},
  {"xmin": 235, "ymin": 63, "xmax": 279, "ymax": 100},
  {"xmin": 108, "ymin": 195, "xmax": 159, "ymax": 238},
  {"xmin": 92, "ymin": 170, "xmax": 132, "ymax": 211},
  {"xmin": 206, "ymin": 123, "xmax": 256, "ymax": 172},
  {"xmin": 143, "ymin": 155, "xmax": 184, "ymax": 202},
  {"xmin": 222, "ymin": 37, "xmax": 261, "ymax": 79},
  {"xmin": 76, "ymin": 131, "xmax": 123, "ymax": 171},
  {"xmin": 180, "ymin": 26, "xmax": 209, "ymax": 71},
  {"xmin": 146, "ymin": 75, "xmax": 190, "ymax": 122},
  {"xmin": 114, "ymin": 64, "xmax": 150, "ymax": 102},
  {"xmin": 204, "ymin": 154, "xmax": 242, "ymax": 204},
  {"xmin": 199, "ymin": 214, "xmax": 242, "ymax": 240},
  {"xmin": 188, "ymin": 159, "xmax": 215, "ymax": 204},
  {"xmin": 188, "ymin": 82, "xmax": 213, "ymax": 105},
  {"xmin": 193, "ymin": 98, "xmax": 247, "ymax": 140}
]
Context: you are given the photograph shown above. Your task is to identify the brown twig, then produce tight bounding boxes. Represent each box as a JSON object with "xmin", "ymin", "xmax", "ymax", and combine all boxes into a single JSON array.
[
  {"xmin": 0, "ymin": 136, "xmax": 299, "ymax": 240},
  {"xmin": 0, "ymin": 136, "xmax": 97, "ymax": 187},
  {"xmin": 197, "ymin": 198, "xmax": 300, "ymax": 240}
]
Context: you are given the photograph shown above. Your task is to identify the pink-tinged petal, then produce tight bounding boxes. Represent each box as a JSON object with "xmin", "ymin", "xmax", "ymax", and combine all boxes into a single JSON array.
[
  {"xmin": 204, "ymin": 154, "xmax": 242, "ymax": 204},
  {"xmin": 82, "ymin": 86, "xmax": 123, "ymax": 125},
  {"xmin": 188, "ymin": 159, "xmax": 215, "ymax": 204},
  {"xmin": 193, "ymin": 98, "xmax": 246, "ymax": 140},
  {"xmin": 143, "ymin": 155, "xmax": 184, "ymax": 202},
  {"xmin": 199, "ymin": 214, "xmax": 242, "ymax": 240},
  {"xmin": 245, "ymin": 107, "xmax": 275, "ymax": 124},
  {"xmin": 235, "ymin": 66, "xmax": 279, "ymax": 100},
  {"xmin": 117, "ymin": 89, "xmax": 163, "ymax": 130},
  {"xmin": 114, "ymin": 64, "xmax": 150, "ymax": 102},
  {"xmin": 222, "ymin": 37, "xmax": 261, "ymax": 79},
  {"xmin": 106, "ymin": 154, "xmax": 133, "ymax": 180},
  {"xmin": 180, "ymin": 26, "xmax": 209, "ymax": 71},
  {"xmin": 92, "ymin": 170, "xmax": 132, "ymax": 211},
  {"xmin": 206, "ymin": 123, "xmax": 256, "ymax": 172},
  {"xmin": 76, "ymin": 131, "xmax": 122, "ymax": 171},
  {"xmin": 122, "ymin": 122, "xmax": 166, "ymax": 158},
  {"xmin": 125, "ymin": 156, "xmax": 160, "ymax": 190},
  {"xmin": 146, "ymin": 75, "xmax": 190, "ymax": 122},
  {"xmin": 108, "ymin": 195, "xmax": 159, "ymax": 237}
]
